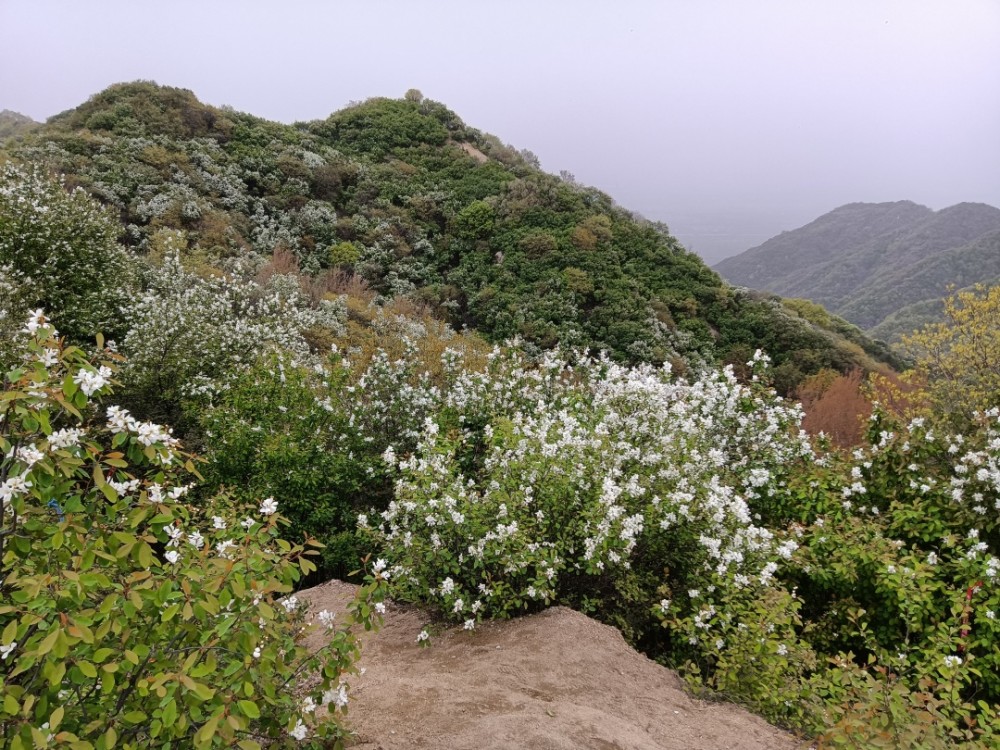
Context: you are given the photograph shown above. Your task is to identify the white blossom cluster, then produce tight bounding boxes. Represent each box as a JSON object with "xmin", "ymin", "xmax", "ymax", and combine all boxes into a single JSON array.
[
  {"xmin": 368, "ymin": 348, "xmax": 813, "ymax": 624},
  {"xmin": 120, "ymin": 250, "xmax": 347, "ymax": 400}
]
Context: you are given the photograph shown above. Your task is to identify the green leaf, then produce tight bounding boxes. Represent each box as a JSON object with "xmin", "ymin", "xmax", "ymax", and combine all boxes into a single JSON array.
[
  {"xmin": 49, "ymin": 705, "xmax": 64, "ymax": 730},
  {"xmin": 62, "ymin": 373, "xmax": 78, "ymax": 399},
  {"xmin": 78, "ymin": 660, "xmax": 98, "ymax": 679},
  {"xmin": 237, "ymin": 700, "xmax": 260, "ymax": 719},
  {"xmin": 37, "ymin": 627, "xmax": 60, "ymax": 655},
  {"xmin": 161, "ymin": 604, "xmax": 180, "ymax": 622},
  {"xmin": 161, "ymin": 699, "xmax": 178, "ymax": 728}
]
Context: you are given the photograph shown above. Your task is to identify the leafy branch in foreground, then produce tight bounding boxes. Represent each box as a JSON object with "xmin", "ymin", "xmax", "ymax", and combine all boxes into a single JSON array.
[{"xmin": 0, "ymin": 311, "xmax": 386, "ymax": 749}]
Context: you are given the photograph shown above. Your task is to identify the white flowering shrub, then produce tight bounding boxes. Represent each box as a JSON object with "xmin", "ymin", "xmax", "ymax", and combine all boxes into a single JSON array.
[
  {"xmin": 196, "ymin": 318, "xmax": 489, "ymax": 582},
  {"xmin": 0, "ymin": 314, "xmax": 386, "ymax": 748},
  {"xmin": 767, "ymin": 409, "xmax": 1000, "ymax": 744},
  {"xmin": 0, "ymin": 166, "xmax": 134, "ymax": 342},
  {"xmin": 364, "ymin": 349, "xmax": 811, "ymax": 638},
  {"xmin": 120, "ymin": 250, "xmax": 346, "ymax": 418}
]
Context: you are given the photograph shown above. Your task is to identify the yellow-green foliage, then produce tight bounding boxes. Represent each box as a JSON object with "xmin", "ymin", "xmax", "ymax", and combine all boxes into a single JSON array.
[{"xmin": 901, "ymin": 284, "xmax": 1000, "ymax": 424}]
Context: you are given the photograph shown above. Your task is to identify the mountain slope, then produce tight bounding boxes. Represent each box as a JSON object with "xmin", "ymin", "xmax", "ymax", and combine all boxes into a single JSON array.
[
  {"xmin": 0, "ymin": 109, "xmax": 39, "ymax": 141},
  {"xmin": 5, "ymin": 81, "xmax": 900, "ymax": 389},
  {"xmin": 715, "ymin": 201, "xmax": 1000, "ymax": 335}
]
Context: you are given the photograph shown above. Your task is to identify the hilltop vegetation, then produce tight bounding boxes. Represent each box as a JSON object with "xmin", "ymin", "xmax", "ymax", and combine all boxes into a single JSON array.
[
  {"xmin": 715, "ymin": 201, "xmax": 1000, "ymax": 339},
  {"xmin": 0, "ymin": 110, "xmax": 38, "ymax": 142},
  {"xmin": 6, "ymin": 81, "xmax": 898, "ymax": 393}
]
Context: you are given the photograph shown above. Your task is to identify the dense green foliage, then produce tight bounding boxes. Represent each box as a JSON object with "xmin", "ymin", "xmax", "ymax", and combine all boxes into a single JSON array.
[
  {"xmin": 0, "ymin": 166, "xmax": 134, "ymax": 343},
  {"xmin": 4, "ymin": 81, "xmax": 897, "ymax": 393},
  {"xmin": 0, "ymin": 316, "xmax": 387, "ymax": 748},
  {"xmin": 716, "ymin": 201, "xmax": 1000, "ymax": 337}
]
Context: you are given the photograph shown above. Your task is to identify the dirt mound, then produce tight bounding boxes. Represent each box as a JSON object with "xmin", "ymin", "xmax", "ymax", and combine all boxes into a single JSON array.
[{"xmin": 299, "ymin": 580, "xmax": 804, "ymax": 750}]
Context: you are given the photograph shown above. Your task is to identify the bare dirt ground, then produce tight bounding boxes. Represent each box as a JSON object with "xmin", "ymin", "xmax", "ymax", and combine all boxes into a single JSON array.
[{"xmin": 298, "ymin": 580, "xmax": 806, "ymax": 750}]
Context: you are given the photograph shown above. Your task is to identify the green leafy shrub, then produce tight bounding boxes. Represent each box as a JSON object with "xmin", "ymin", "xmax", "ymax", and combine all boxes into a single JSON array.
[{"xmin": 0, "ymin": 313, "xmax": 386, "ymax": 748}]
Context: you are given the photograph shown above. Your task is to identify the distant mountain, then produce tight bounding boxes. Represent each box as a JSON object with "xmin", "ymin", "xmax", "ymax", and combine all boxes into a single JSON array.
[
  {"xmin": 0, "ymin": 109, "xmax": 39, "ymax": 141},
  {"xmin": 714, "ymin": 201, "xmax": 1000, "ymax": 338}
]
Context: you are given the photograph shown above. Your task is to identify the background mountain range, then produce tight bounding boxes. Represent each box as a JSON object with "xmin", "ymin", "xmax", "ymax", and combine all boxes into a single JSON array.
[{"xmin": 715, "ymin": 201, "xmax": 1000, "ymax": 341}]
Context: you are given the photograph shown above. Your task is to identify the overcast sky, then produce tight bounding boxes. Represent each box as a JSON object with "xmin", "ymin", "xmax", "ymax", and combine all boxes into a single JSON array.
[{"xmin": 2, "ymin": 0, "xmax": 998, "ymax": 262}]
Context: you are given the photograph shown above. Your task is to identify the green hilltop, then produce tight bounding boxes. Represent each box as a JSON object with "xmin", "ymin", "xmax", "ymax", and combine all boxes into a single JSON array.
[
  {"xmin": 0, "ymin": 109, "xmax": 39, "ymax": 142},
  {"xmin": 6, "ymin": 81, "xmax": 900, "ymax": 390}
]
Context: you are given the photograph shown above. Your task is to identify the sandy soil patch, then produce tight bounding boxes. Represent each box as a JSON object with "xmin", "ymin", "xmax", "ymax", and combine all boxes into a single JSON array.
[{"xmin": 298, "ymin": 580, "xmax": 805, "ymax": 750}]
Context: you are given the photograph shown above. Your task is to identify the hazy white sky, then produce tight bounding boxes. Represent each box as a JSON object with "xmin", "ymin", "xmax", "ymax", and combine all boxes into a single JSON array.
[{"xmin": 2, "ymin": 0, "xmax": 998, "ymax": 261}]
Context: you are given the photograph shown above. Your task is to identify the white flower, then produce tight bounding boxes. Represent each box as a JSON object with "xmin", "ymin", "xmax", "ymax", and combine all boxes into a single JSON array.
[
  {"xmin": 375, "ymin": 602, "xmax": 386, "ymax": 615},
  {"xmin": 48, "ymin": 427, "xmax": 83, "ymax": 450},
  {"xmin": 241, "ymin": 517, "xmax": 256, "ymax": 530},
  {"xmin": 259, "ymin": 497, "xmax": 279, "ymax": 516},
  {"xmin": 164, "ymin": 550, "xmax": 180, "ymax": 565},
  {"xmin": 0, "ymin": 642, "xmax": 16, "ymax": 660},
  {"xmin": 289, "ymin": 718, "xmax": 309, "ymax": 740},
  {"xmin": 252, "ymin": 646, "xmax": 261, "ymax": 659},
  {"xmin": 943, "ymin": 655, "xmax": 963, "ymax": 668},
  {"xmin": 216, "ymin": 540, "xmax": 236, "ymax": 559},
  {"xmin": 318, "ymin": 609, "xmax": 336, "ymax": 629},
  {"xmin": 282, "ymin": 595, "xmax": 299, "ymax": 613},
  {"xmin": 323, "ymin": 684, "xmax": 349, "ymax": 708},
  {"xmin": 301, "ymin": 696, "xmax": 316, "ymax": 714},
  {"xmin": 0, "ymin": 474, "xmax": 32, "ymax": 508},
  {"xmin": 464, "ymin": 619, "xmax": 476, "ymax": 630},
  {"xmin": 72, "ymin": 365, "xmax": 113, "ymax": 396},
  {"xmin": 776, "ymin": 643, "xmax": 788, "ymax": 656},
  {"xmin": 23, "ymin": 309, "xmax": 46, "ymax": 334},
  {"xmin": 212, "ymin": 516, "xmax": 227, "ymax": 530},
  {"xmin": 417, "ymin": 629, "xmax": 430, "ymax": 643},
  {"xmin": 188, "ymin": 531, "xmax": 204, "ymax": 549}
]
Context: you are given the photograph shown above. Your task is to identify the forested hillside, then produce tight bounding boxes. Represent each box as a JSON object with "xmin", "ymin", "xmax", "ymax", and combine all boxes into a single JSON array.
[
  {"xmin": 3, "ymin": 81, "xmax": 898, "ymax": 392},
  {"xmin": 715, "ymin": 201, "xmax": 1000, "ymax": 337}
]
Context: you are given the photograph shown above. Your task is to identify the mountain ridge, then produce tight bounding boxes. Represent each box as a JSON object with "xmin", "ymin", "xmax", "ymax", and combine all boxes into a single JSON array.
[
  {"xmin": 3, "ymin": 81, "xmax": 901, "ymax": 390},
  {"xmin": 715, "ymin": 200, "xmax": 1000, "ymax": 336}
]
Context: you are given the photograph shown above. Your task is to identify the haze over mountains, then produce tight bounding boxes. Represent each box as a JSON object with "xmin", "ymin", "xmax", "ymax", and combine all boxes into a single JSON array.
[{"xmin": 714, "ymin": 201, "xmax": 1000, "ymax": 341}]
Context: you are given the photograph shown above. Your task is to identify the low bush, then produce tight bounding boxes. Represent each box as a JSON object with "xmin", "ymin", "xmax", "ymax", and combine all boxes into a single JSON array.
[{"xmin": 0, "ymin": 313, "xmax": 386, "ymax": 749}]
